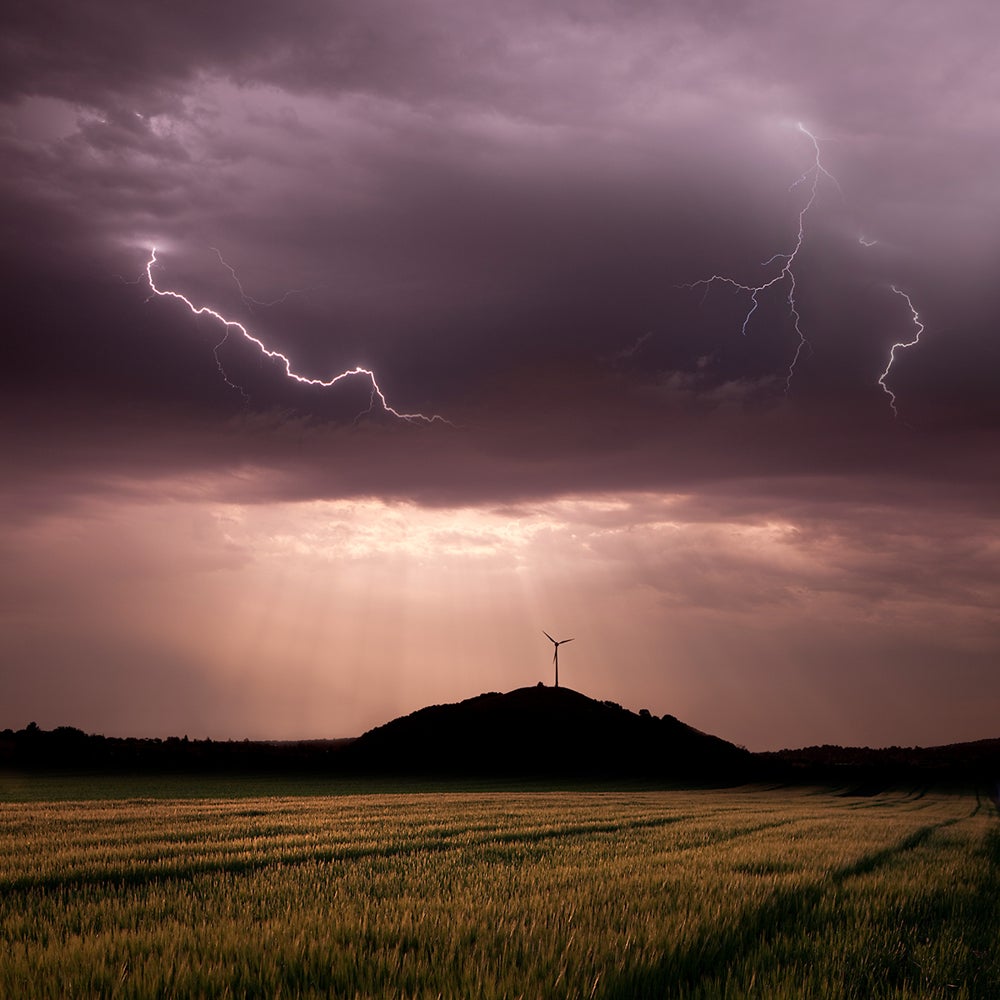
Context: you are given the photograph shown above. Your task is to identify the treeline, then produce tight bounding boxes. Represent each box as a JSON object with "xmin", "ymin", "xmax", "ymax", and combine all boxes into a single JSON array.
[
  {"xmin": 760, "ymin": 740, "xmax": 1000, "ymax": 792},
  {"xmin": 0, "ymin": 723, "xmax": 354, "ymax": 773}
]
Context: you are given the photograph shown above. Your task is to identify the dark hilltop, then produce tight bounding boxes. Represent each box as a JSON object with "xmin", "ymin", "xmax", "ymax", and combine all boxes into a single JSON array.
[{"xmin": 341, "ymin": 685, "xmax": 754, "ymax": 782}]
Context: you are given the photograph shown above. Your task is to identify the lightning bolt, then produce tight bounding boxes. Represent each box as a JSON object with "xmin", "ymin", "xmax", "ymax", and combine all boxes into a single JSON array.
[
  {"xmin": 210, "ymin": 247, "xmax": 324, "ymax": 312},
  {"xmin": 143, "ymin": 248, "xmax": 449, "ymax": 424},
  {"xmin": 878, "ymin": 285, "xmax": 925, "ymax": 420},
  {"xmin": 209, "ymin": 327, "xmax": 250, "ymax": 403},
  {"xmin": 682, "ymin": 123, "xmax": 840, "ymax": 392}
]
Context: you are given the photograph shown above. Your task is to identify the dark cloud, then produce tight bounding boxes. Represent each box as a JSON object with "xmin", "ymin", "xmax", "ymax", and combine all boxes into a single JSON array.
[{"xmin": 5, "ymin": 0, "xmax": 999, "ymax": 419}]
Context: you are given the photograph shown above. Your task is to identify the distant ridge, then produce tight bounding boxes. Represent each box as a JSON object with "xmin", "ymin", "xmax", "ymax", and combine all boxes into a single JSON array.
[{"xmin": 342, "ymin": 685, "xmax": 754, "ymax": 781}]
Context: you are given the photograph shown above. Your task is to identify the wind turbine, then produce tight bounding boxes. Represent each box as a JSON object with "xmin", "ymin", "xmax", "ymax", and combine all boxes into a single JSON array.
[{"xmin": 542, "ymin": 631, "xmax": 574, "ymax": 688}]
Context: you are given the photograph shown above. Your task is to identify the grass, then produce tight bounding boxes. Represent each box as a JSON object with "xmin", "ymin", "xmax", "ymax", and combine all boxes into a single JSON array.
[{"xmin": 0, "ymin": 779, "xmax": 996, "ymax": 998}]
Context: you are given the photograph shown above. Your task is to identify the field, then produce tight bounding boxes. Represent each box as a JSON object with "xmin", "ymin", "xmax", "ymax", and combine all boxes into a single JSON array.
[{"xmin": 0, "ymin": 780, "xmax": 997, "ymax": 998}]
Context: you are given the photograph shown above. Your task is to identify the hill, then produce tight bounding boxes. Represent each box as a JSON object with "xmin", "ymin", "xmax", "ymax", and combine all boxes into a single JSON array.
[{"xmin": 341, "ymin": 685, "xmax": 755, "ymax": 781}]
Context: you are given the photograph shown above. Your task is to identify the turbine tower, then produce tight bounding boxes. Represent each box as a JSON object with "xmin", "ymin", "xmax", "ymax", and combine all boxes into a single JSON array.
[{"xmin": 542, "ymin": 631, "xmax": 574, "ymax": 688}]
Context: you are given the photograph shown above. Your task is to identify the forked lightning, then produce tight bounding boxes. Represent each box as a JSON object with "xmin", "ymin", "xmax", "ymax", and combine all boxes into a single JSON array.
[{"xmin": 144, "ymin": 248, "xmax": 448, "ymax": 423}]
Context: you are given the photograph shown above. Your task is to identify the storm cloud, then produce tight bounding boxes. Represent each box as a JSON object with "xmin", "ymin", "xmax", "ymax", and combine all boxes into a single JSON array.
[{"xmin": 1, "ymin": 0, "xmax": 998, "ymax": 747}]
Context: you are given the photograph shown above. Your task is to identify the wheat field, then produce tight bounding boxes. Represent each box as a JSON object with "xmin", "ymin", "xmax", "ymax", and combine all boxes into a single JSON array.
[{"xmin": 0, "ymin": 782, "xmax": 996, "ymax": 998}]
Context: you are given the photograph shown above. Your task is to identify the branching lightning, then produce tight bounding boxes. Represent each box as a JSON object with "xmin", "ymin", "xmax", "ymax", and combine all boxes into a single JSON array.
[
  {"xmin": 143, "ymin": 248, "xmax": 449, "ymax": 424},
  {"xmin": 682, "ymin": 123, "xmax": 840, "ymax": 391},
  {"xmin": 209, "ymin": 327, "xmax": 249, "ymax": 402},
  {"xmin": 878, "ymin": 285, "xmax": 924, "ymax": 420},
  {"xmin": 210, "ymin": 247, "xmax": 324, "ymax": 311}
]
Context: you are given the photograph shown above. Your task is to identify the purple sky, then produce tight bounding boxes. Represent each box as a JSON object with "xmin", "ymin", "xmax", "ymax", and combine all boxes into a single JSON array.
[{"xmin": 2, "ymin": 1, "xmax": 998, "ymax": 749}]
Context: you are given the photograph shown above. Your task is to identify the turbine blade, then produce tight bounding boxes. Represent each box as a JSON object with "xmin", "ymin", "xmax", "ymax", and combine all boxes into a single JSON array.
[
  {"xmin": 542, "ymin": 631, "xmax": 555, "ymax": 643},
  {"xmin": 562, "ymin": 638, "xmax": 575, "ymax": 644}
]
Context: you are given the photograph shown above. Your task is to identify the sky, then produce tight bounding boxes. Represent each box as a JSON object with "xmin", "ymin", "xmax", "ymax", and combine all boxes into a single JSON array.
[{"xmin": 1, "ymin": 1, "xmax": 998, "ymax": 750}]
